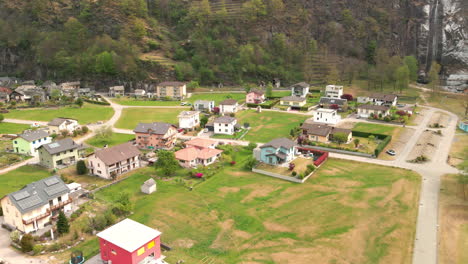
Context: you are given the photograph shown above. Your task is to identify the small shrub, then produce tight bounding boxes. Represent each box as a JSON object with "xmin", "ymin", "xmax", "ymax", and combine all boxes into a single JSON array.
[
  {"xmin": 244, "ymin": 157, "xmax": 258, "ymax": 170},
  {"xmin": 291, "ymin": 171, "xmax": 297, "ymax": 176},
  {"xmin": 247, "ymin": 142, "xmax": 257, "ymax": 151},
  {"xmin": 20, "ymin": 234, "xmax": 34, "ymax": 252},
  {"xmin": 32, "ymin": 244, "xmax": 44, "ymax": 255},
  {"xmin": 230, "ymin": 161, "xmax": 236, "ymax": 166},
  {"xmin": 81, "ymin": 126, "xmax": 89, "ymax": 133},
  {"xmin": 10, "ymin": 230, "xmax": 20, "ymax": 244},
  {"xmin": 289, "ymin": 163, "xmax": 295, "ymax": 171}
]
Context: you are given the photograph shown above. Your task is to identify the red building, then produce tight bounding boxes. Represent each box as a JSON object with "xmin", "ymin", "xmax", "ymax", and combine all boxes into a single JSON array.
[{"xmin": 97, "ymin": 218, "xmax": 168, "ymax": 264}]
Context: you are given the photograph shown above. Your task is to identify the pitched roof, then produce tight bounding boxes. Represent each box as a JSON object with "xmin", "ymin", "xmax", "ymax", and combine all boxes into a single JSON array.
[
  {"xmin": 319, "ymin": 97, "xmax": 347, "ymax": 106},
  {"xmin": 369, "ymin": 93, "xmax": 398, "ymax": 102},
  {"xmin": 248, "ymin": 89, "xmax": 264, "ymax": 96},
  {"xmin": 97, "ymin": 218, "xmax": 162, "ymax": 253},
  {"xmin": 291, "ymin": 82, "xmax": 310, "ymax": 88},
  {"xmin": 158, "ymin": 81, "xmax": 185, "ymax": 87},
  {"xmin": 194, "ymin": 100, "xmax": 214, "ymax": 105},
  {"xmin": 47, "ymin": 117, "xmax": 77, "ymax": 126},
  {"xmin": 358, "ymin": 104, "xmax": 390, "ymax": 111},
  {"xmin": 301, "ymin": 123, "xmax": 332, "ymax": 137},
  {"xmin": 17, "ymin": 129, "xmax": 49, "ymax": 142},
  {"xmin": 110, "ymin": 86, "xmax": 124, "ymax": 91},
  {"xmin": 143, "ymin": 178, "xmax": 156, "ymax": 187},
  {"xmin": 330, "ymin": 127, "xmax": 352, "ymax": 136},
  {"xmin": 214, "ymin": 116, "xmax": 236, "ymax": 124},
  {"xmin": 175, "ymin": 147, "xmax": 223, "ymax": 161},
  {"xmin": 133, "ymin": 122, "xmax": 177, "ymax": 134},
  {"xmin": 40, "ymin": 138, "xmax": 83, "ymax": 155},
  {"xmin": 219, "ymin": 99, "xmax": 238, "ymax": 105},
  {"xmin": 178, "ymin": 111, "xmax": 200, "ymax": 118},
  {"xmin": 184, "ymin": 138, "xmax": 217, "ymax": 148},
  {"xmin": 6, "ymin": 176, "xmax": 70, "ymax": 214},
  {"xmin": 94, "ymin": 142, "xmax": 140, "ymax": 166},
  {"xmin": 261, "ymin": 138, "xmax": 296, "ymax": 149},
  {"xmin": 281, "ymin": 96, "xmax": 306, "ymax": 102},
  {"xmin": 0, "ymin": 87, "xmax": 12, "ymax": 94}
]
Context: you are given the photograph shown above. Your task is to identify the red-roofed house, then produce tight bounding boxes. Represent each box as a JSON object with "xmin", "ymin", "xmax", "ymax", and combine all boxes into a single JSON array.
[
  {"xmin": 0, "ymin": 87, "xmax": 12, "ymax": 103},
  {"xmin": 246, "ymin": 90, "xmax": 265, "ymax": 104},
  {"xmin": 175, "ymin": 138, "xmax": 223, "ymax": 168},
  {"xmin": 184, "ymin": 138, "xmax": 218, "ymax": 149},
  {"xmin": 97, "ymin": 218, "xmax": 168, "ymax": 264}
]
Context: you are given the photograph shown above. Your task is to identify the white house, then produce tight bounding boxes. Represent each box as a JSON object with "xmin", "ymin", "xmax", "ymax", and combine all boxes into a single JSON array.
[
  {"xmin": 369, "ymin": 93, "xmax": 398, "ymax": 106},
  {"xmin": 109, "ymin": 86, "xmax": 125, "ymax": 97},
  {"xmin": 357, "ymin": 105, "xmax": 390, "ymax": 118},
  {"xmin": 313, "ymin": 108, "xmax": 341, "ymax": 125},
  {"xmin": 194, "ymin": 100, "xmax": 215, "ymax": 112},
  {"xmin": 12, "ymin": 129, "xmax": 52, "ymax": 157},
  {"xmin": 357, "ymin": 96, "xmax": 370, "ymax": 104},
  {"xmin": 214, "ymin": 116, "xmax": 237, "ymax": 135},
  {"xmin": 178, "ymin": 111, "xmax": 200, "ymax": 130},
  {"xmin": 47, "ymin": 118, "xmax": 79, "ymax": 135},
  {"xmin": 290, "ymin": 82, "xmax": 310, "ymax": 97},
  {"xmin": 325, "ymin": 85, "xmax": 344, "ymax": 99},
  {"xmin": 219, "ymin": 99, "xmax": 239, "ymax": 114},
  {"xmin": 141, "ymin": 178, "xmax": 156, "ymax": 194},
  {"xmin": 134, "ymin": 89, "xmax": 146, "ymax": 97}
]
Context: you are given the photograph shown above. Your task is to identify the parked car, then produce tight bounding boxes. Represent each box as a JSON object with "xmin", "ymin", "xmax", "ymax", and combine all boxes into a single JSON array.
[{"xmin": 386, "ymin": 149, "xmax": 396, "ymax": 156}]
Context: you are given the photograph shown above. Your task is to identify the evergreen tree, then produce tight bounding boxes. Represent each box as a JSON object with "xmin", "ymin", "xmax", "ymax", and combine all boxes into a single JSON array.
[
  {"xmin": 57, "ymin": 211, "xmax": 70, "ymax": 235},
  {"xmin": 75, "ymin": 98, "xmax": 83, "ymax": 108},
  {"xmin": 76, "ymin": 160, "xmax": 87, "ymax": 175},
  {"xmin": 265, "ymin": 83, "xmax": 273, "ymax": 98},
  {"xmin": 20, "ymin": 234, "xmax": 34, "ymax": 252}
]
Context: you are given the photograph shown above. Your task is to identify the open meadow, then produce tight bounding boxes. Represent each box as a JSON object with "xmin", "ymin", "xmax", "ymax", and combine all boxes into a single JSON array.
[
  {"xmin": 115, "ymin": 107, "xmax": 189, "ymax": 129},
  {"xmin": 0, "ymin": 165, "xmax": 52, "ymax": 197},
  {"xmin": 0, "ymin": 122, "xmax": 30, "ymax": 134},
  {"xmin": 85, "ymin": 133, "xmax": 134, "ymax": 148}
]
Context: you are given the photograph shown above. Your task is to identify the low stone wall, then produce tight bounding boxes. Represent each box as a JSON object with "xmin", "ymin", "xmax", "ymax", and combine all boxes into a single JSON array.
[
  {"xmin": 301, "ymin": 145, "xmax": 375, "ymax": 158},
  {"xmin": 252, "ymin": 168, "xmax": 314, "ymax": 183}
]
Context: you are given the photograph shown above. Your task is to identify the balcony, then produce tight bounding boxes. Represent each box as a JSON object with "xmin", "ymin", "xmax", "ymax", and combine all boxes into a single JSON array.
[
  {"xmin": 23, "ymin": 210, "xmax": 51, "ymax": 225},
  {"xmin": 50, "ymin": 198, "xmax": 72, "ymax": 211}
]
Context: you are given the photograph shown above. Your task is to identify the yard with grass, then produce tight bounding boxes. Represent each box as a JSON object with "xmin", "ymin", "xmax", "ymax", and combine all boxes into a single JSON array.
[
  {"xmin": 439, "ymin": 174, "xmax": 468, "ymax": 264},
  {"xmin": 115, "ymin": 107, "xmax": 189, "ymax": 129},
  {"xmin": 449, "ymin": 132, "xmax": 468, "ymax": 171},
  {"xmin": 0, "ymin": 122, "xmax": 30, "ymax": 134},
  {"xmin": 0, "ymin": 165, "xmax": 52, "ymax": 197},
  {"xmin": 256, "ymin": 157, "xmax": 314, "ymax": 177},
  {"xmin": 85, "ymin": 133, "xmax": 134, "ymax": 148},
  {"xmin": 111, "ymin": 97, "xmax": 181, "ymax": 106},
  {"xmin": 187, "ymin": 93, "xmax": 246, "ymax": 104},
  {"xmin": 211, "ymin": 128, "xmax": 249, "ymax": 140},
  {"xmin": 0, "ymin": 139, "xmax": 31, "ymax": 168},
  {"xmin": 3, "ymin": 103, "xmax": 114, "ymax": 124},
  {"xmin": 425, "ymin": 93, "xmax": 468, "ymax": 119},
  {"xmin": 352, "ymin": 122, "xmax": 397, "ymax": 135},
  {"xmin": 235, "ymin": 110, "xmax": 308, "ymax": 143},
  {"xmin": 48, "ymin": 152, "xmax": 420, "ymax": 264}
]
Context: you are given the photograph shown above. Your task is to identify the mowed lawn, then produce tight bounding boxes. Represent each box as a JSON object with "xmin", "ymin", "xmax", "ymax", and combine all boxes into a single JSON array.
[
  {"xmin": 83, "ymin": 157, "xmax": 420, "ymax": 264},
  {"xmin": 187, "ymin": 93, "xmax": 246, "ymax": 104},
  {"xmin": 0, "ymin": 122, "xmax": 30, "ymax": 134},
  {"xmin": 4, "ymin": 103, "xmax": 114, "ymax": 124},
  {"xmin": 111, "ymin": 97, "xmax": 181, "ymax": 106},
  {"xmin": 85, "ymin": 133, "xmax": 134, "ymax": 148},
  {"xmin": 115, "ymin": 108, "xmax": 189, "ymax": 129},
  {"xmin": 352, "ymin": 122, "xmax": 397, "ymax": 135},
  {"xmin": 236, "ymin": 110, "xmax": 307, "ymax": 143},
  {"xmin": 0, "ymin": 165, "xmax": 52, "ymax": 197}
]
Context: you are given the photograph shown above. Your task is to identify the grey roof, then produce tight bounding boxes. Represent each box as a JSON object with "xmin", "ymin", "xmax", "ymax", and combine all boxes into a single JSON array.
[
  {"xmin": 291, "ymin": 82, "xmax": 310, "ymax": 88},
  {"xmin": 40, "ymin": 138, "xmax": 83, "ymax": 155},
  {"xmin": 369, "ymin": 93, "xmax": 397, "ymax": 102},
  {"xmin": 18, "ymin": 129, "xmax": 49, "ymax": 142},
  {"xmin": 195, "ymin": 100, "xmax": 214, "ymax": 105},
  {"xmin": 248, "ymin": 89, "xmax": 264, "ymax": 95},
  {"xmin": 214, "ymin": 116, "xmax": 236, "ymax": 124},
  {"xmin": 158, "ymin": 81, "xmax": 185, "ymax": 87},
  {"xmin": 47, "ymin": 117, "xmax": 76, "ymax": 126},
  {"xmin": 6, "ymin": 175, "xmax": 70, "ymax": 214},
  {"xmin": 281, "ymin": 96, "xmax": 306, "ymax": 102},
  {"xmin": 143, "ymin": 178, "xmax": 156, "ymax": 187},
  {"xmin": 133, "ymin": 122, "xmax": 176, "ymax": 134},
  {"xmin": 261, "ymin": 138, "xmax": 296, "ymax": 149},
  {"xmin": 319, "ymin": 97, "xmax": 347, "ymax": 106},
  {"xmin": 301, "ymin": 123, "xmax": 332, "ymax": 137},
  {"xmin": 94, "ymin": 142, "xmax": 140, "ymax": 166},
  {"xmin": 110, "ymin": 86, "xmax": 125, "ymax": 91},
  {"xmin": 358, "ymin": 104, "xmax": 390, "ymax": 111},
  {"xmin": 219, "ymin": 99, "xmax": 238, "ymax": 105}
]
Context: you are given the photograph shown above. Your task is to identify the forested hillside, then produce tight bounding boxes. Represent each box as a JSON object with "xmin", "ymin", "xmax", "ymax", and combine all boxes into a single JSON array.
[{"xmin": 0, "ymin": 0, "xmax": 463, "ymax": 88}]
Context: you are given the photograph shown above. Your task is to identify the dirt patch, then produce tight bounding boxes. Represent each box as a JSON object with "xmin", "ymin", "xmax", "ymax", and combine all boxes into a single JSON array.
[
  {"xmin": 210, "ymin": 219, "xmax": 234, "ymax": 249},
  {"xmin": 241, "ymin": 185, "xmax": 280, "ymax": 203},
  {"xmin": 233, "ymin": 229, "xmax": 252, "ymax": 239},
  {"xmin": 218, "ymin": 187, "xmax": 240, "ymax": 196},
  {"xmin": 251, "ymin": 238, "xmax": 296, "ymax": 249},
  {"xmin": 228, "ymin": 171, "xmax": 251, "ymax": 177},
  {"xmin": 411, "ymin": 107, "xmax": 429, "ymax": 125},
  {"xmin": 407, "ymin": 130, "xmax": 442, "ymax": 161},
  {"xmin": 428, "ymin": 111, "xmax": 450, "ymax": 128},
  {"xmin": 172, "ymin": 239, "xmax": 196, "ymax": 248},
  {"xmin": 263, "ymin": 222, "xmax": 292, "ymax": 233},
  {"xmin": 336, "ymin": 121, "xmax": 356, "ymax": 129},
  {"xmin": 270, "ymin": 246, "xmax": 342, "ymax": 264},
  {"xmin": 377, "ymin": 179, "xmax": 406, "ymax": 207}
]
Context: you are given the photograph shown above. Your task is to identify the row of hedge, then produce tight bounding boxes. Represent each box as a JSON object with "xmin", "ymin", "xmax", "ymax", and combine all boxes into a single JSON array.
[
  {"xmin": 83, "ymin": 98, "xmax": 110, "ymax": 105},
  {"xmin": 246, "ymin": 99, "xmax": 279, "ymax": 109},
  {"xmin": 351, "ymin": 130, "xmax": 392, "ymax": 157}
]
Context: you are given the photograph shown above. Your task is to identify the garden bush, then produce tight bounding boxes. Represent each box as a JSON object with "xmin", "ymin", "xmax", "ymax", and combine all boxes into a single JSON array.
[{"xmin": 20, "ymin": 234, "xmax": 34, "ymax": 252}]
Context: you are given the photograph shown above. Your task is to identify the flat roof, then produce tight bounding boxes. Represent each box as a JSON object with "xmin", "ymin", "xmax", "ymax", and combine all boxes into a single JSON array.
[{"xmin": 97, "ymin": 218, "xmax": 161, "ymax": 253}]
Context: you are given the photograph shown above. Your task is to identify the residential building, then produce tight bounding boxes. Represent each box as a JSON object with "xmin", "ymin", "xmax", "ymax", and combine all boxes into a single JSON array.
[
  {"xmin": 134, "ymin": 89, "xmax": 146, "ymax": 97},
  {"xmin": 1, "ymin": 176, "xmax": 72, "ymax": 233},
  {"xmin": 78, "ymin": 88, "xmax": 93, "ymax": 97},
  {"xmin": 141, "ymin": 179, "xmax": 156, "ymax": 194},
  {"xmin": 319, "ymin": 97, "xmax": 348, "ymax": 111},
  {"xmin": 12, "ymin": 129, "xmax": 52, "ymax": 157},
  {"xmin": 219, "ymin": 99, "xmax": 239, "ymax": 114},
  {"xmin": 258, "ymin": 138, "xmax": 297, "ymax": 165},
  {"xmin": 290, "ymin": 82, "xmax": 310, "ymax": 97},
  {"xmin": 109, "ymin": 86, "xmax": 125, "ymax": 97},
  {"xmin": 15, "ymin": 86, "xmax": 47, "ymax": 103},
  {"xmin": 459, "ymin": 120, "xmax": 468, "ymax": 132},
  {"xmin": 47, "ymin": 118, "xmax": 79, "ymax": 135},
  {"xmin": 214, "ymin": 116, "xmax": 237, "ymax": 135},
  {"xmin": 38, "ymin": 138, "xmax": 85, "ymax": 169},
  {"xmin": 134, "ymin": 122, "xmax": 178, "ymax": 150},
  {"xmin": 156, "ymin": 81, "xmax": 186, "ymax": 99},
  {"xmin": 87, "ymin": 142, "xmax": 141, "ymax": 180},
  {"xmin": 357, "ymin": 105, "xmax": 390, "ymax": 118},
  {"xmin": 97, "ymin": 218, "xmax": 168, "ymax": 264},
  {"xmin": 0, "ymin": 77, "xmax": 19, "ymax": 88},
  {"xmin": 9, "ymin": 90, "xmax": 25, "ymax": 102},
  {"xmin": 313, "ymin": 108, "xmax": 341, "ymax": 125},
  {"xmin": 369, "ymin": 93, "xmax": 398, "ymax": 106},
  {"xmin": 357, "ymin": 96, "xmax": 370, "ymax": 104},
  {"xmin": 325, "ymin": 85, "xmax": 344, "ymax": 98},
  {"xmin": 175, "ymin": 146, "xmax": 223, "ymax": 168},
  {"xmin": 194, "ymin": 100, "xmax": 215, "ymax": 112},
  {"xmin": 0, "ymin": 87, "xmax": 12, "ymax": 103},
  {"xmin": 246, "ymin": 90, "xmax": 266, "ymax": 104},
  {"xmin": 301, "ymin": 122, "xmax": 352, "ymax": 143},
  {"xmin": 184, "ymin": 138, "xmax": 218, "ymax": 149},
  {"xmin": 59, "ymin": 82, "xmax": 80, "ymax": 97},
  {"xmin": 178, "ymin": 111, "xmax": 200, "ymax": 130},
  {"xmin": 280, "ymin": 96, "xmax": 307, "ymax": 108}
]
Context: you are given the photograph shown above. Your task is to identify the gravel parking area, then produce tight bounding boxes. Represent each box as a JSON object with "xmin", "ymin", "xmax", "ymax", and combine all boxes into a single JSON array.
[
  {"xmin": 407, "ymin": 130, "xmax": 442, "ymax": 161},
  {"xmin": 381, "ymin": 128, "xmax": 415, "ymax": 160},
  {"xmin": 428, "ymin": 111, "xmax": 450, "ymax": 128}
]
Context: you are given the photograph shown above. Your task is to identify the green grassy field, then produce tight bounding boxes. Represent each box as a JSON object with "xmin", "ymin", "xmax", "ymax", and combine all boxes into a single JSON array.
[
  {"xmin": 187, "ymin": 93, "xmax": 246, "ymax": 104},
  {"xmin": 4, "ymin": 103, "xmax": 114, "ymax": 124},
  {"xmin": 85, "ymin": 133, "xmax": 134, "ymax": 148},
  {"xmin": 111, "ymin": 97, "xmax": 181, "ymax": 106},
  {"xmin": 82, "ymin": 155, "xmax": 420, "ymax": 264},
  {"xmin": 235, "ymin": 110, "xmax": 307, "ymax": 143},
  {"xmin": 352, "ymin": 122, "xmax": 397, "ymax": 135},
  {"xmin": 0, "ymin": 122, "xmax": 30, "ymax": 134},
  {"xmin": 115, "ymin": 107, "xmax": 189, "ymax": 129},
  {"xmin": 0, "ymin": 165, "xmax": 52, "ymax": 197},
  {"xmin": 449, "ymin": 132, "xmax": 468, "ymax": 171}
]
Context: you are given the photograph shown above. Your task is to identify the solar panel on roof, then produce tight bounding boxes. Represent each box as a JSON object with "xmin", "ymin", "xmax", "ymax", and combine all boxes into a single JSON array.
[
  {"xmin": 13, "ymin": 191, "xmax": 30, "ymax": 201},
  {"xmin": 44, "ymin": 177, "xmax": 59, "ymax": 186},
  {"xmin": 17, "ymin": 196, "xmax": 43, "ymax": 210},
  {"xmin": 49, "ymin": 143, "xmax": 60, "ymax": 148},
  {"xmin": 44, "ymin": 184, "xmax": 68, "ymax": 196}
]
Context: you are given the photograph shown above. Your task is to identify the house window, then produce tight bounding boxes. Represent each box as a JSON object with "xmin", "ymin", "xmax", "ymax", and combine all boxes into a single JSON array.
[
  {"xmin": 33, "ymin": 141, "xmax": 36, "ymax": 144},
  {"xmin": 111, "ymin": 249, "xmax": 117, "ymax": 255},
  {"xmin": 58, "ymin": 196, "xmax": 62, "ymax": 202},
  {"xmin": 14, "ymin": 141, "xmax": 17, "ymax": 144},
  {"xmin": 147, "ymin": 240, "xmax": 155, "ymax": 249},
  {"xmin": 137, "ymin": 247, "xmax": 145, "ymax": 256}
]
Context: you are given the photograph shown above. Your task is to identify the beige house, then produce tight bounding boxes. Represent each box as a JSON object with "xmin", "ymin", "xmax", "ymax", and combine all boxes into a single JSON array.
[
  {"xmin": 178, "ymin": 111, "xmax": 200, "ymax": 130},
  {"xmin": 156, "ymin": 81, "xmax": 187, "ymax": 99},
  {"xmin": 47, "ymin": 117, "xmax": 79, "ymax": 135},
  {"xmin": 141, "ymin": 178, "xmax": 156, "ymax": 194},
  {"xmin": 1, "ymin": 176, "xmax": 72, "ymax": 233},
  {"xmin": 109, "ymin": 86, "xmax": 125, "ymax": 97},
  {"xmin": 38, "ymin": 138, "xmax": 85, "ymax": 169},
  {"xmin": 357, "ymin": 105, "xmax": 390, "ymax": 118},
  {"xmin": 301, "ymin": 122, "xmax": 352, "ymax": 143},
  {"xmin": 280, "ymin": 96, "xmax": 307, "ymax": 107},
  {"xmin": 87, "ymin": 142, "xmax": 140, "ymax": 180}
]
